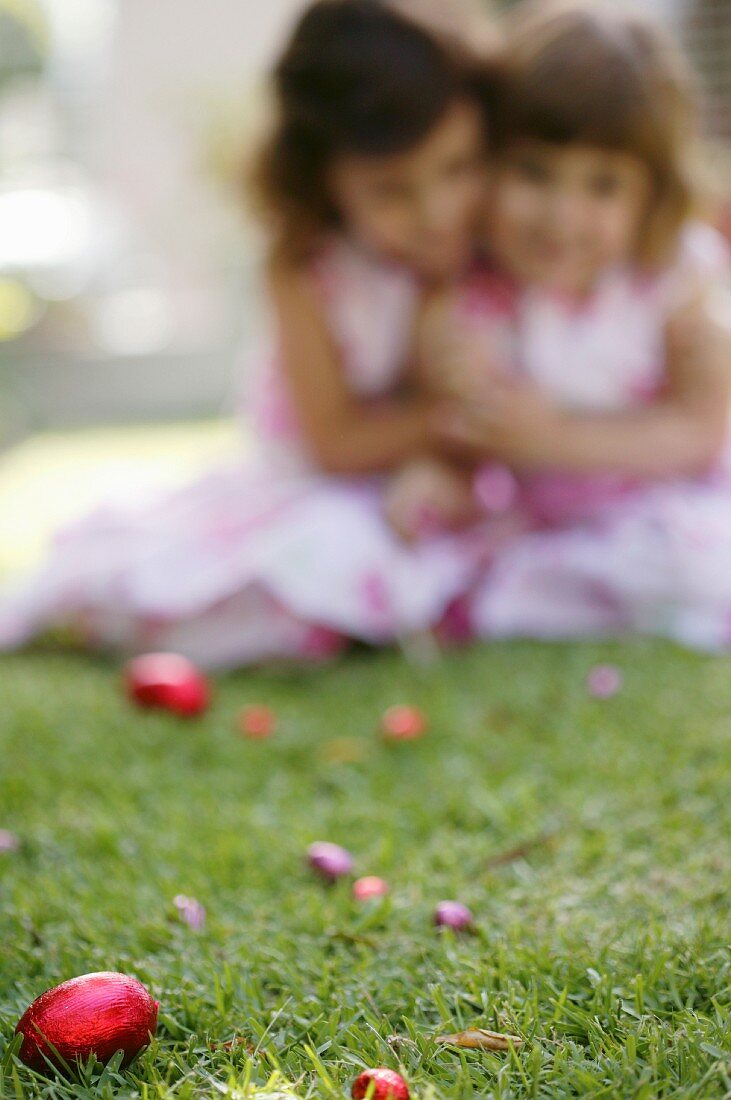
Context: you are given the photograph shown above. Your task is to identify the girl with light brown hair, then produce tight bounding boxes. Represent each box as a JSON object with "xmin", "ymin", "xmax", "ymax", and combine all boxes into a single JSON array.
[{"xmin": 393, "ymin": 0, "xmax": 731, "ymax": 650}]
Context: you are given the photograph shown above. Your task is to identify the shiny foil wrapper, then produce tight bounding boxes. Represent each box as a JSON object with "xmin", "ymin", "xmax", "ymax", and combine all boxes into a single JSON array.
[{"xmin": 15, "ymin": 971, "xmax": 159, "ymax": 1073}]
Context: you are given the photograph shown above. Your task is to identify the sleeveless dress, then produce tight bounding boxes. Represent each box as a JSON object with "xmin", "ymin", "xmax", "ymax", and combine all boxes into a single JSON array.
[
  {"xmin": 467, "ymin": 223, "xmax": 731, "ymax": 650},
  {"xmin": 0, "ymin": 238, "xmax": 478, "ymax": 667}
]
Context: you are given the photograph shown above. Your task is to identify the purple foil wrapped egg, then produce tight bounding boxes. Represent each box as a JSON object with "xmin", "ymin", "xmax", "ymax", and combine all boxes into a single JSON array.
[
  {"xmin": 173, "ymin": 894, "xmax": 206, "ymax": 930},
  {"xmin": 434, "ymin": 900, "xmax": 474, "ymax": 932},
  {"xmin": 0, "ymin": 830, "xmax": 20, "ymax": 853},
  {"xmin": 307, "ymin": 842, "xmax": 354, "ymax": 882}
]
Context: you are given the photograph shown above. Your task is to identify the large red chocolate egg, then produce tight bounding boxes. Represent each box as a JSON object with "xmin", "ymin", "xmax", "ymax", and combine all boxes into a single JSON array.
[
  {"xmin": 352, "ymin": 1067, "xmax": 410, "ymax": 1099},
  {"xmin": 124, "ymin": 652, "xmax": 210, "ymax": 716},
  {"xmin": 15, "ymin": 971, "xmax": 158, "ymax": 1073}
]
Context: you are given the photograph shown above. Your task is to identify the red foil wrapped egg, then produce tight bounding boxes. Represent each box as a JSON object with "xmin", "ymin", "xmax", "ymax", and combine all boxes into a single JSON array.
[
  {"xmin": 380, "ymin": 706, "xmax": 427, "ymax": 742},
  {"xmin": 238, "ymin": 705, "xmax": 277, "ymax": 739},
  {"xmin": 352, "ymin": 1067, "xmax": 410, "ymax": 1099},
  {"xmin": 124, "ymin": 652, "xmax": 210, "ymax": 717},
  {"xmin": 352, "ymin": 876, "xmax": 389, "ymax": 901},
  {"xmin": 15, "ymin": 971, "xmax": 158, "ymax": 1073}
]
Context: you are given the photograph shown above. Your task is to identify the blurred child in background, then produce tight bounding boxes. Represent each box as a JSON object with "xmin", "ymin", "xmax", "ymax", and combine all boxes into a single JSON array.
[
  {"xmin": 0, "ymin": 0, "xmax": 496, "ymax": 666},
  {"xmin": 395, "ymin": 0, "xmax": 731, "ymax": 649}
]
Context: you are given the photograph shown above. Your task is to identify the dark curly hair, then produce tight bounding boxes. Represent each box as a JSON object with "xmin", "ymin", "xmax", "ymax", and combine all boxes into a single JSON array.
[{"xmin": 250, "ymin": 0, "xmax": 492, "ymax": 261}]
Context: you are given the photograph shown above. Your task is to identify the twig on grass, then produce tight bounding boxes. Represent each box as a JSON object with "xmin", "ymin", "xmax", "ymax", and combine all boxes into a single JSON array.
[{"xmin": 485, "ymin": 830, "xmax": 560, "ymax": 870}]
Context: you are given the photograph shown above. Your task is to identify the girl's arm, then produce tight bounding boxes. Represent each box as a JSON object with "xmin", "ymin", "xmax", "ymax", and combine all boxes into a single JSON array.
[
  {"xmin": 382, "ymin": 287, "xmax": 488, "ymax": 541},
  {"xmin": 557, "ymin": 292, "xmax": 730, "ymax": 476},
  {"xmin": 437, "ymin": 288, "xmax": 731, "ymax": 477},
  {"xmin": 269, "ymin": 261, "xmax": 439, "ymax": 475}
]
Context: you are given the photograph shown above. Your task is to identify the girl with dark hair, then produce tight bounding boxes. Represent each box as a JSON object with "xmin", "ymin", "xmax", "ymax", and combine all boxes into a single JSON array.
[{"xmin": 0, "ymin": 0, "xmax": 496, "ymax": 666}]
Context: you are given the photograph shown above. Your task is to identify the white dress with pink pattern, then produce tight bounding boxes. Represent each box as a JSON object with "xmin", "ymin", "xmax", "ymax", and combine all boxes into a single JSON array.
[
  {"xmin": 0, "ymin": 238, "xmax": 479, "ymax": 667},
  {"xmin": 469, "ymin": 223, "xmax": 731, "ymax": 650}
]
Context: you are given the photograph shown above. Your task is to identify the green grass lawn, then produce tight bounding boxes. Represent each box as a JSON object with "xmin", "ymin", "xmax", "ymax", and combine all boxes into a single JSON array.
[{"xmin": 1, "ymin": 639, "xmax": 730, "ymax": 1098}]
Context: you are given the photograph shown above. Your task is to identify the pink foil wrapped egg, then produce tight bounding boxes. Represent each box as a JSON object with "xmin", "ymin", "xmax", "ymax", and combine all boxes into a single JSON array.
[
  {"xmin": 586, "ymin": 664, "xmax": 623, "ymax": 698},
  {"xmin": 474, "ymin": 464, "xmax": 519, "ymax": 515}
]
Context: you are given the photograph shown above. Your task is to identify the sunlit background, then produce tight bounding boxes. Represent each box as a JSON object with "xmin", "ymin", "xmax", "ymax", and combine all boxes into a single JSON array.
[
  {"xmin": 0, "ymin": 0, "xmax": 729, "ymax": 574},
  {"xmin": 0, "ymin": 0, "xmax": 314, "ymax": 435}
]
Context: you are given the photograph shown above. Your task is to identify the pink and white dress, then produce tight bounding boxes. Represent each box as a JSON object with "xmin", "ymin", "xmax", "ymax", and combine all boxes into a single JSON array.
[
  {"xmin": 0, "ymin": 237, "xmax": 480, "ymax": 667},
  {"xmin": 2, "ymin": 226, "xmax": 729, "ymax": 662},
  {"xmin": 467, "ymin": 223, "xmax": 731, "ymax": 650}
]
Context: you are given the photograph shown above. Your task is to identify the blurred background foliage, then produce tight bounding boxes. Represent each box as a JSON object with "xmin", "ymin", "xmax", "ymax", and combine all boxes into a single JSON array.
[{"xmin": 0, "ymin": 0, "xmax": 48, "ymax": 90}]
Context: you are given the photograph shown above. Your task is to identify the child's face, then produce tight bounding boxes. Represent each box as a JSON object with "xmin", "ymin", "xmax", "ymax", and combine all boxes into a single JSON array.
[
  {"xmin": 328, "ymin": 99, "xmax": 486, "ymax": 282},
  {"xmin": 486, "ymin": 140, "xmax": 653, "ymax": 294}
]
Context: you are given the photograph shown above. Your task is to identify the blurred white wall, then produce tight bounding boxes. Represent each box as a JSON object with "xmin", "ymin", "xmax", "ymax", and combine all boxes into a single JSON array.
[{"xmin": 95, "ymin": 0, "xmax": 309, "ymax": 274}]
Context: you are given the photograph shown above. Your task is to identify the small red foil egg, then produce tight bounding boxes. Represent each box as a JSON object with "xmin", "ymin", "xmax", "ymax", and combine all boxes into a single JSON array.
[
  {"xmin": 124, "ymin": 652, "xmax": 210, "ymax": 717},
  {"xmin": 238, "ymin": 705, "xmax": 277, "ymax": 739},
  {"xmin": 352, "ymin": 876, "xmax": 389, "ymax": 901},
  {"xmin": 15, "ymin": 971, "xmax": 158, "ymax": 1073},
  {"xmin": 380, "ymin": 706, "xmax": 427, "ymax": 742},
  {"xmin": 307, "ymin": 841, "xmax": 354, "ymax": 881},
  {"xmin": 434, "ymin": 900, "xmax": 474, "ymax": 932},
  {"xmin": 352, "ymin": 1067, "xmax": 410, "ymax": 1100}
]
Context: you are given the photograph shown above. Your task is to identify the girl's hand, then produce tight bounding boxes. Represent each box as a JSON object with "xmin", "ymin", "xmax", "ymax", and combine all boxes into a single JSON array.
[
  {"xmin": 435, "ymin": 378, "xmax": 562, "ymax": 467},
  {"xmin": 417, "ymin": 291, "xmax": 504, "ymax": 403},
  {"xmin": 384, "ymin": 457, "xmax": 480, "ymax": 542}
]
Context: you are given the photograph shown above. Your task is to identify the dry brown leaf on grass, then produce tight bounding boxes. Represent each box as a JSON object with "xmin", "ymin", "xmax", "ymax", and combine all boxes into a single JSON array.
[
  {"xmin": 485, "ymin": 830, "xmax": 560, "ymax": 870},
  {"xmin": 436, "ymin": 1029, "xmax": 524, "ymax": 1052}
]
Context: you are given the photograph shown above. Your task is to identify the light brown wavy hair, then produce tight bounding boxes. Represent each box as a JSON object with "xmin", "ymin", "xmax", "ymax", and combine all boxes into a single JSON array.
[{"xmin": 490, "ymin": 0, "xmax": 700, "ymax": 267}]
